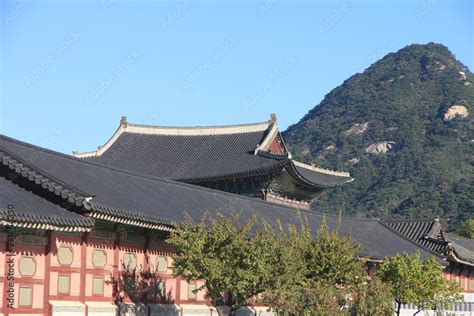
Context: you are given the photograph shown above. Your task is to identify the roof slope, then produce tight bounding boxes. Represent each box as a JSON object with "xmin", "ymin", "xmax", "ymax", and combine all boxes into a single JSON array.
[
  {"xmin": 75, "ymin": 117, "xmax": 285, "ymax": 181},
  {"xmin": 0, "ymin": 134, "xmax": 443, "ymax": 262},
  {"xmin": 0, "ymin": 177, "xmax": 94, "ymax": 231},
  {"xmin": 73, "ymin": 116, "xmax": 352, "ymax": 187}
]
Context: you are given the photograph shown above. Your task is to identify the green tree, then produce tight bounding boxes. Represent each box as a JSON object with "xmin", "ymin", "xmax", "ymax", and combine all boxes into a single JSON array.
[
  {"xmin": 378, "ymin": 252, "xmax": 462, "ymax": 316},
  {"xmin": 166, "ymin": 212, "xmax": 276, "ymax": 316},
  {"xmin": 458, "ymin": 219, "xmax": 474, "ymax": 239},
  {"xmin": 263, "ymin": 218, "xmax": 364, "ymax": 315},
  {"xmin": 308, "ymin": 219, "xmax": 363, "ymax": 285},
  {"xmin": 350, "ymin": 276, "xmax": 393, "ymax": 316}
]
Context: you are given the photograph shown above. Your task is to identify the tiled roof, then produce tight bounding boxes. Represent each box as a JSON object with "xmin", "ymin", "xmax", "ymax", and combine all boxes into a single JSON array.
[
  {"xmin": 384, "ymin": 219, "xmax": 474, "ymax": 265},
  {"xmin": 73, "ymin": 116, "xmax": 352, "ymax": 187},
  {"xmin": 83, "ymin": 130, "xmax": 288, "ymax": 182},
  {"xmin": 291, "ymin": 161, "xmax": 353, "ymax": 187},
  {"xmin": 444, "ymin": 233, "xmax": 474, "ymax": 264},
  {"xmin": 0, "ymin": 177, "xmax": 94, "ymax": 231},
  {"xmin": 0, "ymin": 134, "xmax": 442, "ymax": 262}
]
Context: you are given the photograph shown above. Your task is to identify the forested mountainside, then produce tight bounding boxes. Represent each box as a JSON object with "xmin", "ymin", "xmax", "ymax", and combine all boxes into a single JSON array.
[{"xmin": 283, "ymin": 43, "xmax": 473, "ymax": 230}]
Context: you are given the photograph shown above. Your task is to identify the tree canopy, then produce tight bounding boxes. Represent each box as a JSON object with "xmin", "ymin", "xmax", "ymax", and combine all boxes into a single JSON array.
[
  {"xmin": 166, "ymin": 212, "xmax": 276, "ymax": 315},
  {"xmin": 457, "ymin": 219, "xmax": 474, "ymax": 239},
  {"xmin": 378, "ymin": 251, "xmax": 461, "ymax": 316}
]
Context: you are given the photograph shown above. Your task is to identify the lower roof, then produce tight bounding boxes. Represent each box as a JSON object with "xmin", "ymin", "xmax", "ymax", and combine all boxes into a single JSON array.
[
  {"xmin": 0, "ymin": 134, "xmax": 446, "ymax": 262},
  {"xmin": 0, "ymin": 176, "xmax": 94, "ymax": 231},
  {"xmin": 385, "ymin": 219, "xmax": 474, "ymax": 265}
]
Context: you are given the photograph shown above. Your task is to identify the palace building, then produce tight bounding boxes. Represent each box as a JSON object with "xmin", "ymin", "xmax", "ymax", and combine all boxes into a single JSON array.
[
  {"xmin": 0, "ymin": 116, "xmax": 473, "ymax": 316},
  {"xmin": 72, "ymin": 115, "xmax": 353, "ymax": 209}
]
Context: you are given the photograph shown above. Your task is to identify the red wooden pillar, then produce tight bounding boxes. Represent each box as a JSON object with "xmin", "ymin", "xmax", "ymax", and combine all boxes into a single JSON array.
[
  {"xmin": 113, "ymin": 231, "xmax": 120, "ymax": 303},
  {"xmin": 80, "ymin": 232, "xmax": 88, "ymax": 316},
  {"xmin": 44, "ymin": 231, "xmax": 54, "ymax": 316}
]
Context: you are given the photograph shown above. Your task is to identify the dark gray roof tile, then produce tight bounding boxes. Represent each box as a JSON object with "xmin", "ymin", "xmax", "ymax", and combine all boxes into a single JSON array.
[
  {"xmin": 0, "ymin": 176, "xmax": 94, "ymax": 229},
  {"xmin": 0, "ymin": 134, "xmax": 444, "ymax": 262}
]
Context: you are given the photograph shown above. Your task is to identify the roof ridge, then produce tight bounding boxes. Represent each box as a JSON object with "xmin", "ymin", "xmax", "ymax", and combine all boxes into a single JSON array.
[
  {"xmin": 128, "ymin": 120, "xmax": 272, "ymax": 130},
  {"xmin": 384, "ymin": 219, "xmax": 438, "ymax": 224},
  {"xmin": 73, "ymin": 116, "xmax": 274, "ymax": 158}
]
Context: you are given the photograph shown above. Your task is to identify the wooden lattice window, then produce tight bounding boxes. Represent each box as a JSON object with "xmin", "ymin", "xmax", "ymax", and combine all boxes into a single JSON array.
[
  {"xmin": 19, "ymin": 256, "xmax": 36, "ymax": 276},
  {"xmin": 57, "ymin": 246, "xmax": 73, "ymax": 265},
  {"xmin": 92, "ymin": 249, "xmax": 107, "ymax": 267},
  {"xmin": 188, "ymin": 281, "xmax": 197, "ymax": 300},
  {"xmin": 19, "ymin": 286, "xmax": 32, "ymax": 307},
  {"xmin": 93, "ymin": 276, "xmax": 104, "ymax": 295},
  {"xmin": 156, "ymin": 256, "xmax": 168, "ymax": 272},
  {"xmin": 124, "ymin": 252, "xmax": 137, "ymax": 270},
  {"xmin": 58, "ymin": 275, "xmax": 71, "ymax": 294}
]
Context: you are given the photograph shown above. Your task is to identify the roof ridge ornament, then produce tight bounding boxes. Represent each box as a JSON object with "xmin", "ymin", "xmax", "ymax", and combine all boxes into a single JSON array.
[
  {"xmin": 254, "ymin": 115, "xmax": 280, "ymax": 154},
  {"xmin": 120, "ymin": 116, "xmax": 128, "ymax": 127}
]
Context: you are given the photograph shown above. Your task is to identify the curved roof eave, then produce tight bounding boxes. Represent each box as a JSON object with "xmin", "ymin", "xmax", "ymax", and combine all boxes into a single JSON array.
[{"xmin": 287, "ymin": 160, "xmax": 353, "ymax": 188}]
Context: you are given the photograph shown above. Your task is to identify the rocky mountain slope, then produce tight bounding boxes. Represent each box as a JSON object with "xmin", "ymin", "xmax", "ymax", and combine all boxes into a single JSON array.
[{"xmin": 283, "ymin": 43, "xmax": 473, "ymax": 230}]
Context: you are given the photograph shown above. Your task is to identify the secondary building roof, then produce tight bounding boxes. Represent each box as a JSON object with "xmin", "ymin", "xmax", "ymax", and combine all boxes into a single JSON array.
[
  {"xmin": 0, "ymin": 134, "xmax": 447, "ymax": 263},
  {"xmin": 385, "ymin": 219, "xmax": 474, "ymax": 266}
]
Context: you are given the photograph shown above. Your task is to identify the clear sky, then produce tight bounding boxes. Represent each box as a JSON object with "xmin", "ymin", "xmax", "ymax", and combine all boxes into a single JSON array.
[{"xmin": 1, "ymin": 0, "xmax": 472, "ymax": 154}]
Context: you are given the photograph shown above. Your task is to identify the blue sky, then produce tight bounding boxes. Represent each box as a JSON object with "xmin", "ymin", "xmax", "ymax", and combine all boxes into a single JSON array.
[{"xmin": 1, "ymin": 0, "xmax": 473, "ymax": 154}]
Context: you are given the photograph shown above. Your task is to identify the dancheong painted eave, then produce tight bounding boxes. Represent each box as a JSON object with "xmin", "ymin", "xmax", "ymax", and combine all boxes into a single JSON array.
[{"xmin": 72, "ymin": 115, "xmax": 353, "ymax": 191}]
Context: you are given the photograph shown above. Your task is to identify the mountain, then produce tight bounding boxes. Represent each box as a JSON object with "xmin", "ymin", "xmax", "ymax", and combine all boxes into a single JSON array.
[{"xmin": 283, "ymin": 43, "xmax": 473, "ymax": 230}]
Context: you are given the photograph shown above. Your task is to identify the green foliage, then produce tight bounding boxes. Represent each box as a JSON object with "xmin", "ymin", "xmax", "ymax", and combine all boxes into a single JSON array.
[
  {"xmin": 166, "ymin": 211, "xmax": 276, "ymax": 313},
  {"xmin": 263, "ymin": 218, "xmax": 377, "ymax": 315},
  {"xmin": 378, "ymin": 252, "xmax": 462, "ymax": 315},
  {"xmin": 350, "ymin": 276, "xmax": 393, "ymax": 316},
  {"xmin": 457, "ymin": 219, "xmax": 474, "ymax": 239},
  {"xmin": 282, "ymin": 43, "xmax": 474, "ymax": 230},
  {"xmin": 308, "ymin": 219, "xmax": 362, "ymax": 285}
]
